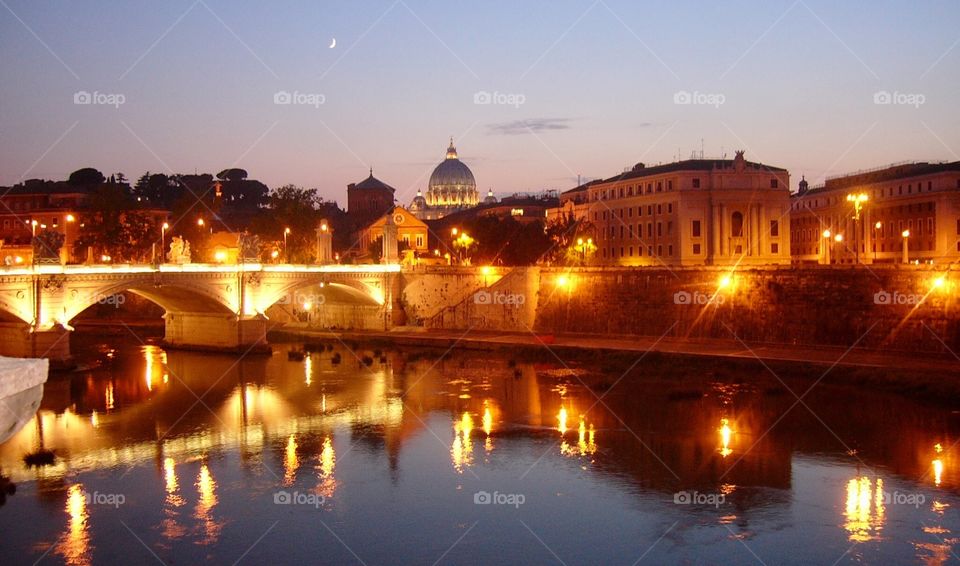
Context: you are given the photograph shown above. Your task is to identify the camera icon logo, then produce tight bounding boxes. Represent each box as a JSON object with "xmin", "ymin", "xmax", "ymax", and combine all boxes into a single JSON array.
[
  {"xmin": 274, "ymin": 90, "xmax": 292, "ymax": 105},
  {"xmin": 273, "ymin": 490, "xmax": 292, "ymax": 504},
  {"xmin": 673, "ymin": 291, "xmax": 692, "ymax": 305},
  {"xmin": 673, "ymin": 90, "xmax": 692, "ymax": 105},
  {"xmin": 673, "ymin": 491, "xmax": 691, "ymax": 504},
  {"xmin": 873, "ymin": 290, "xmax": 892, "ymax": 305},
  {"xmin": 74, "ymin": 91, "xmax": 92, "ymax": 105},
  {"xmin": 873, "ymin": 90, "xmax": 892, "ymax": 105},
  {"xmin": 474, "ymin": 490, "xmax": 492, "ymax": 505},
  {"xmin": 473, "ymin": 91, "xmax": 492, "ymax": 105},
  {"xmin": 474, "ymin": 290, "xmax": 492, "ymax": 305}
]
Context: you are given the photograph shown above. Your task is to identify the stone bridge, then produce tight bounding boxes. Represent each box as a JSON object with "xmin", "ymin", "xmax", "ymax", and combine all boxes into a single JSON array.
[{"xmin": 0, "ymin": 263, "xmax": 401, "ymax": 365}]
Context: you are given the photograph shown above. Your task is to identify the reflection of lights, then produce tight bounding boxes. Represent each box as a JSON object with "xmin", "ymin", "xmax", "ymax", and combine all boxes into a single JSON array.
[
  {"xmin": 482, "ymin": 406, "xmax": 493, "ymax": 436},
  {"xmin": 317, "ymin": 436, "xmax": 337, "ymax": 499},
  {"xmin": 844, "ymin": 476, "xmax": 885, "ymax": 542},
  {"xmin": 104, "ymin": 383, "xmax": 115, "ymax": 411},
  {"xmin": 284, "ymin": 434, "xmax": 298, "ymax": 486},
  {"xmin": 304, "ymin": 355, "xmax": 313, "ymax": 386},
  {"xmin": 934, "ymin": 443, "xmax": 944, "ymax": 487},
  {"xmin": 558, "ymin": 407, "xmax": 568, "ymax": 434},
  {"xmin": 144, "ymin": 345, "xmax": 168, "ymax": 393},
  {"xmin": 195, "ymin": 462, "xmax": 221, "ymax": 544},
  {"xmin": 719, "ymin": 418, "xmax": 733, "ymax": 457},
  {"xmin": 576, "ymin": 418, "xmax": 597, "ymax": 455},
  {"xmin": 90, "ymin": 411, "xmax": 99, "ymax": 427},
  {"xmin": 60, "ymin": 483, "xmax": 90, "ymax": 566},
  {"xmin": 451, "ymin": 412, "xmax": 475, "ymax": 473}
]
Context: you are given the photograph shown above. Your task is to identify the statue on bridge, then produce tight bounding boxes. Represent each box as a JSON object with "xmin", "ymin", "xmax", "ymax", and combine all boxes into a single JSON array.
[
  {"xmin": 238, "ymin": 232, "xmax": 260, "ymax": 263},
  {"xmin": 166, "ymin": 236, "xmax": 191, "ymax": 264},
  {"xmin": 33, "ymin": 229, "xmax": 65, "ymax": 265}
]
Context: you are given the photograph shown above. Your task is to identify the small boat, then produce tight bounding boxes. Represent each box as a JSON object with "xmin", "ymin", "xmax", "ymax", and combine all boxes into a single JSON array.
[
  {"xmin": 287, "ymin": 350, "xmax": 306, "ymax": 362},
  {"xmin": 0, "ymin": 356, "xmax": 49, "ymax": 445}
]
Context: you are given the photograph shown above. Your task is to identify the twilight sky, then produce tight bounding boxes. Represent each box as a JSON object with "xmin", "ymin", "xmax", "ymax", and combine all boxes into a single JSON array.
[{"xmin": 1, "ymin": 0, "xmax": 958, "ymax": 206}]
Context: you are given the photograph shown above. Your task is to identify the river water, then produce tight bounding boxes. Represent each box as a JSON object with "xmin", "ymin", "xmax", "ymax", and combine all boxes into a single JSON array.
[{"xmin": 0, "ymin": 333, "xmax": 958, "ymax": 565}]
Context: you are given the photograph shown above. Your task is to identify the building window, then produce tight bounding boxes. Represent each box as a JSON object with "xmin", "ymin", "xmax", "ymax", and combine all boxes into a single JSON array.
[
  {"xmin": 770, "ymin": 179, "xmax": 778, "ymax": 188},
  {"xmin": 731, "ymin": 212, "xmax": 744, "ymax": 237},
  {"xmin": 692, "ymin": 178, "xmax": 701, "ymax": 189},
  {"xmin": 667, "ymin": 203, "xmax": 673, "ymax": 213},
  {"xmin": 668, "ymin": 180, "xmax": 673, "ymax": 191},
  {"xmin": 692, "ymin": 220, "xmax": 701, "ymax": 238},
  {"xmin": 693, "ymin": 243, "xmax": 701, "ymax": 255},
  {"xmin": 771, "ymin": 242, "xmax": 779, "ymax": 254},
  {"xmin": 657, "ymin": 223, "xmax": 663, "ymax": 237},
  {"xmin": 656, "ymin": 182, "xmax": 662, "ymax": 192},
  {"xmin": 667, "ymin": 245, "xmax": 673, "ymax": 256},
  {"xmin": 657, "ymin": 245, "xmax": 663, "ymax": 256},
  {"xmin": 629, "ymin": 246, "xmax": 633, "ymax": 257},
  {"xmin": 416, "ymin": 235, "xmax": 423, "ymax": 247},
  {"xmin": 770, "ymin": 220, "xmax": 779, "ymax": 237}
]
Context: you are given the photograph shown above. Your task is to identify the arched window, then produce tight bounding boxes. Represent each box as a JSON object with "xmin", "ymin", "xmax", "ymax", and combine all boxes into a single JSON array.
[{"xmin": 731, "ymin": 211, "xmax": 744, "ymax": 237}]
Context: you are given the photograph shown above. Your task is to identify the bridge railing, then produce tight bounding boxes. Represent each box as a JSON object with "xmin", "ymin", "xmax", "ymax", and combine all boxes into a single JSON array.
[{"xmin": 0, "ymin": 262, "xmax": 403, "ymax": 275}]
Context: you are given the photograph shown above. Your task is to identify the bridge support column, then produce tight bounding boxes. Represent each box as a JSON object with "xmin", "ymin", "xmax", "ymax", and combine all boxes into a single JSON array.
[
  {"xmin": 0, "ymin": 322, "xmax": 72, "ymax": 368},
  {"xmin": 164, "ymin": 312, "xmax": 270, "ymax": 354}
]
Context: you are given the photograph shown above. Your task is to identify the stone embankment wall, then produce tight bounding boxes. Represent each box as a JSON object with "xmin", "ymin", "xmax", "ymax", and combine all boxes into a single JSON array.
[{"xmin": 399, "ymin": 265, "xmax": 959, "ymax": 353}]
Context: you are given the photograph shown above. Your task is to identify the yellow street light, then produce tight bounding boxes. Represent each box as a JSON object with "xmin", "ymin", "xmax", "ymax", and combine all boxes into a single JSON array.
[
  {"xmin": 197, "ymin": 218, "xmax": 205, "ymax": 227},
  {"xmin": 66, "ymin": 214, "xmax": 76, "ymax": 222},
  {"xmin": 874, "ymin": 221, "xmax": 882, "ymax": 230},
  {"xmin": 834, "ymin": 234, "xmax": 844, "ymax": 242},
  {"xmin": 846, "ymin": 193, "xmax": 869, "ymax": 264},
  {"xmin": 718, "ymin": 275, "xmax": 733, "ymax": 289},
  {"xmin": 901, "ymin": 230, "xmax": 910, "ymax": 264},
  {"xmin": 902, "ymin": 229, "xmax": 910, "ymax": 238},
  {"xmin": 283, "ymin": 227, "xmax": 291, "ymax": 262},
  {"xmin": 822, "ymin": 229, "xmax": 831, "ymax": 239}
]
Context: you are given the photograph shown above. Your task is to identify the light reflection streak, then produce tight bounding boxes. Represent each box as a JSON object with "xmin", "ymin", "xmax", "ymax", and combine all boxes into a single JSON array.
[
  {"xmin": 316, "ymin": 436, "xmax": 336, "ymax": 499},
  {"xmin": 162, "ymin": 457, "xmax": 186, "ymax": 541},
  {"xmin": 451, "ymin": 411, "xmax": 474, "ymax": 473},
  {"xmin": 195, "ymin": 462, "xmax": 221, "ymax": 544},
  {"xmin": 57, "ymin": 483, "xmax": 91, "ymax": 566},
  {"xmin": 284, "ymin": 434, "xmax": 299, "ymax": 486},
  {"xmin": 719, "ymin": 418, "xmax": 733, "ymax": 458},
  {"xmin": 844, "ymin": 476, "xmax": 885, "ymax": 542}
]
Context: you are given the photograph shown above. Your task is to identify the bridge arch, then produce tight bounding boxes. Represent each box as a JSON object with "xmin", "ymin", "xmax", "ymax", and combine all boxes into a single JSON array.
[{"xmin": 251, "ymin": 275, "xmax": 386, "ymax": 314}]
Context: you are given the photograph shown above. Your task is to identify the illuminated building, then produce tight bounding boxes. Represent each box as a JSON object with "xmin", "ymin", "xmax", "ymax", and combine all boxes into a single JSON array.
[
  {"xmin": 791, "ymin": 161, "xmax": 960, "ymax": 264},
  {"xmin": 347, "ymin": 170, "xmax": 396, "ymax": 228},
  {"xmin": 554, "ymin": 151, "xmax": 791, "ymax": 266},
  {"xmin": 409, "ymin": 139, "xmax": 478, "ymax": 220}
]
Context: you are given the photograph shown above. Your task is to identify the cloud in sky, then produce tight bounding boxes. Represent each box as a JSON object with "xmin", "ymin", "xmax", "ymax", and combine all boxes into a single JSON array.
[{"xmin": 487, "ymin": 118, "xmax": 572, "ymax": 136}]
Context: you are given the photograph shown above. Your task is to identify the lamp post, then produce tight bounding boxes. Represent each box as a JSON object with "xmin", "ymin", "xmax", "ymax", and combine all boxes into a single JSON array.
[
  {"xmin": 902, "ymin": 229, "xmax": 910, "ymax": 264},
  {"xmin": 822, "ymin": 230, "xmax": 832, "ymax": 265},
  {"xmin": 846, "ymin": 193, "xmax": 868, "ymax": 265},
  {"xmin": 873, "ymin": 221, "xmax": 881, "ymax": 262},
  {"xmin": 160, "ymin": 222, "xmax": 169, "ymax": 264},
  {"xmin": 834, "ymin": 233, "xmax": 844, "ymax": 263},
  {"xmin": 283, "ymin": 227, "xmax": 291, "ymax": 263}
]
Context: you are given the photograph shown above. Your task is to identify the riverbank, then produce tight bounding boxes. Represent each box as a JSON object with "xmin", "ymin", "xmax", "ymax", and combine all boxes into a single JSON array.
[{"xmin": 269, "ymin": 326, "xmax": 960, "ymax": 404}]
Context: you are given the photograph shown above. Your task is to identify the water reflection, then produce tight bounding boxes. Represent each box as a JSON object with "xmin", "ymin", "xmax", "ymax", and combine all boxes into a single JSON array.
[
  {"xmin": 1, "ymin": 336, "xmax": 960, "ymax": 563},
  {"xmin": 195, "ymin": 462, "xmax": 221, "ymax": 545},
  {"xmin": 844, "ymin": 476, "xmax": 885, "ymax": 542},
  {"xmin": 57, "ymin": 483, "xmax": 90, "ymax": 566}
]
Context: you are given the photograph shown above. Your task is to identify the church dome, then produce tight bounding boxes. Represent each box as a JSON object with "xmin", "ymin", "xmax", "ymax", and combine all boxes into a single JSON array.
[
  {"xmin": 483, "ymin": 189, "xmax": 497, "ymax": 204},
  {"xmin": 427, "ymin": 139, "xmax": 477, "ymax": 206}
]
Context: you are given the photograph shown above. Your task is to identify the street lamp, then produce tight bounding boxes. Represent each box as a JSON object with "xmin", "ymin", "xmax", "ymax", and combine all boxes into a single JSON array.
[
  {"xmin": 846, "ymin": 192, "xmax": 868, "ymax": 265},
  {"xmin": 283, "ymin": 227, "xmax": 291, "ymax": 262},
  {"xmin": 901, "ymin": 229, "xmax": 910, "ymax": 264},
  {"xmin": 873, "ymin": 221, "xmax": 882, "ymax": 261},
  {"xmin": 822, "ymin": 229, "xmax": 832, "ymax": 265},
  {"xmin": 160, "ymin": 222, "xmax": 170, "ymax": 264}
]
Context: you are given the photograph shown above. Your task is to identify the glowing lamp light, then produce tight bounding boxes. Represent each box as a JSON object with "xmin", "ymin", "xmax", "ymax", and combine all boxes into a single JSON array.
[
  {"xmin": 271, "ymin": 250, "xmax": 279, "ymax": 259},
  {"xmin": 931, "ymin": 276, "xmax": 947, "ymax": 291},
  {"xmin": 718, "ymin": 275, "xmax": 733, "ymax": 289},
  {"xmin": 214, "ymin": 250, "xmax": 227, "ymax": 263},
  {"xmin": 197, "ymin": 218, "xmax": 205, "ymax": 226},
  {"xmin": 14, "ymin": 256, "xmax": 23, "ymax": 264},
  {"xmin": 481, "ymin": 266, "xmax": 492, "ymax": 275},
  {"xmin": 556, "ymin": 275, "xmax": 569, "ymax": 288},
  {"xmin": 874, "ymin": 221, "xmax": 882, "ymax": 230},
  {"xmin": 822, "ymin": 230, "xmax": 831, "ymax": 239},
  {"xmin": 834, "ymin": 234, "xmax": 844, "ymax": 243},
  {"xmin": 66, "ymin": 214, "xmax": 76, "ymax": 222},
  {"xmin": 320, "ymin": 223, "xmax": 328, "ymax": 232},
  {"xmin": 101, "ymin": 254, "xmax": 112, "ymax": 262},
  {"xmin": 302, "ymin": 301, "xmax": 312, "ymax": 310},
  {"xmin": 162, "ymin": 222, "xmax": 169, "ymax": 230},
  {"xmin": 902, "ymin": 230, "xmax": 910, "ymax": 238},
  {"xmin": 284, "ymin": 227, "xmax": 291, "ymax": 235}
]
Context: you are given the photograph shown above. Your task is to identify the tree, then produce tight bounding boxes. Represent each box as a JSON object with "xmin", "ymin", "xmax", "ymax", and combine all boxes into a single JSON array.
[
  {"xmin": 545, "ymin": 213, "xmax": 595, "ymax": 264},
  {"xmin": 73, "ymin": 184, "xmax": 158, "ymax": 262},
  {"xmin": 249, "ymin": 184, "xmax": 325, "ymax": 263},
  {"xmin": 68, "ymin": 167, "xmax": 105, "ymax": 186},
  {"xmin": 367, "ymin": 235, "xmax": 410, "ymax": 264},
  {"xmin": 216, "ymin": 168, "xmax": 248, "ymax": 181}
]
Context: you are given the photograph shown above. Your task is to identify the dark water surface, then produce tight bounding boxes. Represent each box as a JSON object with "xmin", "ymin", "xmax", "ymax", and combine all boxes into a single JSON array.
[{"xmin": 1, "ymin": 333, "xmax": 958, "ymax": 565}]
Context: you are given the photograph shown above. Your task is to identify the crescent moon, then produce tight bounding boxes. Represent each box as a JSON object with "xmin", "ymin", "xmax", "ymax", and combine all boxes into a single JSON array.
[{"xmin": 329, "ymin": 38, "xmax": 336, "ymax": 49}]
